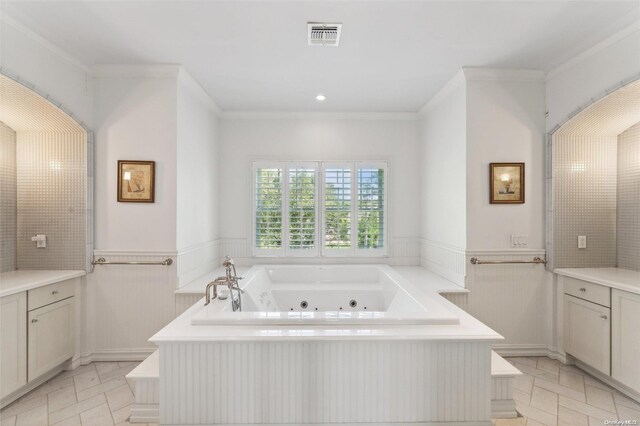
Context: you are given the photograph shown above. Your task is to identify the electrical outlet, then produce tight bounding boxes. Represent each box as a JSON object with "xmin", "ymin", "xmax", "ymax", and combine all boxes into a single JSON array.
[
  {"xmin": 510, "ymin": 234, "xmax": 528, "ymax": 248},
  {"xmin": 578, "ymin": 235, "xmax": 587, "ymax": 249}
]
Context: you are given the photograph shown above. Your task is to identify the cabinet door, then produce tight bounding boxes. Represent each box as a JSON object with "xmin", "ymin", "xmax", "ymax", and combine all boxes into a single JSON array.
[
  {"xmin": 564, "ymin": 294, "xmax": 610, "ymax": 375},
  {"xmin": 612, "ymin": 289, "xmax": 640, "ymax": 393},
  {"xmin": 28, "ymin": 297, "xmax": 75, "ymax": 382},
  {"xmin": 0, "ymin": 293, "xmax": 27, "ymax": 399}
]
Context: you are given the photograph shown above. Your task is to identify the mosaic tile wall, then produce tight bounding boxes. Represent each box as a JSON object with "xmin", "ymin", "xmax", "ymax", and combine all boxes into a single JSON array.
[
  {"xmin": 16, "ymin": 132, "xmax": 86, "ymax": 270},
  {"xmin": 553, "ymin": 135, "xmax": 618, "ymax": 268},
  {"xmin": 0, "ymin": 121, "xmax": 17, "ymax": 272},
  {"xmin": 617, "ymin": 122, "xmax": 640, "ymax": 271}
]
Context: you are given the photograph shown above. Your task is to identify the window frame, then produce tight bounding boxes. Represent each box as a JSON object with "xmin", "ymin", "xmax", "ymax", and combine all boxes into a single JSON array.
[{"xmin": 252, "ymin": 160, "xmax": 388, "ymax": 258}]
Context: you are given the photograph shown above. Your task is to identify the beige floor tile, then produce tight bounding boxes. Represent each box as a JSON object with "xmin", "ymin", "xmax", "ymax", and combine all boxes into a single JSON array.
[
  {"xmin": 588, "ymin": 417, "xmax": 612, "ymax": 426},
  {"xmin": 514, "ymin": 388, "xmax": 532, "ymax": 404},
  {"xmin": 613, "ymin": 392, "xmax": 640, "ymax": 411},
  {"xmin": 515, "ymin": 373, "xmax": 535, "ymax": 394},
  {"xmin": 558, "ymin": 369, "xmax": 584, "ymax": 393},
  {"xmin": 1, "ymin": 395, "xmax": 48, "ymax": 418},
  {"xmin": 19, "ymin": 378, "xmax": 74, "ymax": 403},
  {"xmin": 111, "ymin": 405, "xmax": 131, "ymax": 424},
  {"xmin": 0, "ymin": 415, "xmax": 16, "ymax": 426},
  {"xmin": 515, "ymin": 401, "xmax": 557, "ymax": 426},
  {"xmin": 94, "ymin": 363, "xmax": 120, "ymax": 378},
  {"xmin": 73, "ymin": 371, "xmax": 100, "ymax": 393},
  {"xmin": 76, "ymin": 377, "xmax": 127, "ymax": 403},
  {"xmin": 116, "ymin": 362, "xmax": 137, "ymax": 369},
  {"xmin": 530, "ymin": 386, "xmax": 558, "ymax": 415},
  {"xmin": 510, "ymin": 357, "xmax": 540, "ymax": 368},
  {"xmin": 537, "ymin": 358, "xmax": 561, "ymax": 375},
  {"xmin": 526, "ymin": 420, "xmax": 549, "ymax": 426},
  {"xmin": 515, "ymin": 364, "xmax": 559, "ymax": 384},
  {"xmin": 494, "ymin": 417, "xmax": 527, "ymax": 425},
  {"xmin": 15, "ymin": 404, "xmax": 47, "ymax": 426},
  {"xmin": 616, "ymin": 404, "xmax": 640, "ymax": 422},
  {"xmin": 115, "ymin": 422, "xmax": 148, "ymax": 426},
  {"xmin": 79, "ymin": 403, "xmax": 113, "ymax": 426},
  {"xmin": 98, "ymin": 365, "xmax": 137, "ymax": 384},
  {"xmin": 105, "ymin": 385, "xmax": 134, "ymax": 413},
  {"xmin": 585, "ymin": 385, "xmax": 616, "ymax": 413},
  {"xmin": 557, "ymin": 405, "xmax": 588, "ymax": 426},
  {"xmin": 47, "ymin": 386, "xmax": 77, "ymax": 414},
  {"xmin": 48, "ymin": 394, "xmax": 106, "ymax": 425},
  {"xmin": 535, "ymin": 377, "xmax": 586, "ymax": 403},
  {"xmin": 583, "ymin": 375, "xmax": 611, "ymax": 392},
  {"xmin": 50, "ymin": 415, "xmax": 81, "ymax": 426},
  {"xmin": 558, "ymin": 395, "xmax": 617, "ymax": 420},
  {"xmin": 49, "ymin": 366, "xmax": 96, "ymax": 385}
]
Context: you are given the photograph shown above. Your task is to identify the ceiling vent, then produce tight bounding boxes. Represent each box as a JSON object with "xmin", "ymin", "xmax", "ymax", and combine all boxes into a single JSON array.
[{"xmin": 308, "ymin": 22, "xmax": 342, "ymax": 46}]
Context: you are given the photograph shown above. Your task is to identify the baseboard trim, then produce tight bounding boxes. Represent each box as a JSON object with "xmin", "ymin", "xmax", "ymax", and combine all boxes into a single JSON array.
[
  {"xmin": 492, "ymin": 344, "xmax": 550, "ymax": 357},
  {"xmin": 76, "ymin": 349, "xmax": 157, "ymax": 365},
  {"xmin": 130, "ymin": 404, "xmax": 160, "ymax": 423},
  {"xmin": 491, "ymin": 400, "xmax": 518, "ymax": 419}
]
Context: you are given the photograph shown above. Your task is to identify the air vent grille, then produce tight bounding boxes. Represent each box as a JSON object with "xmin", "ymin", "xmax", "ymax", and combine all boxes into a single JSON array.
[{"xmin": 308, "ymin": 23, "xmax": 342, "ymax": 46}]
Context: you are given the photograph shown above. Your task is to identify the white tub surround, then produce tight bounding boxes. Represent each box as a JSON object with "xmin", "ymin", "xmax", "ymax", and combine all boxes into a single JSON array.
[
  {"xmin": 152, "ymin": 265, "xmax": 502, "ymax": 425},
  {"xmin": 555, "ymin": 267, "xmax": 640, "ymax": 401}
]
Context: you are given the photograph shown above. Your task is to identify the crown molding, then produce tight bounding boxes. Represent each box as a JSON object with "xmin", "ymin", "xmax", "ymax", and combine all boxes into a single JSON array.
[
  {"xmin": 462, "ymin": 67, "xmax": 545, "ymax": 82},
  {"xmin": 91, "ymin": 64, "xmax": 182, "ymax": 78},
  {"xmin": 177, "ymin": 68, "xmax": 222, "ymax": 115},
  {"xmin": 0, "ymin": 12, "xmax": 91, "ymax": 74},
  {"xmin": 418, "ymin": 69, "xmax": 466, "ymax": 116},
  {"xmin": 219, "ymin": 111, "xmax": 419, "ymax": 121},
  {"xmin": 546, "ymin": 21, "xmax": 640, "ymax": 81}
]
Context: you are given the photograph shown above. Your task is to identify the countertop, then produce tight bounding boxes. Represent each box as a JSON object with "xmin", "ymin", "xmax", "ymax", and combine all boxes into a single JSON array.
[
  {"xmin": 0, "ymin": 270, "xmax": 86, "ymax": 298},
  {"xmin": 555, "ymin": 267, "xmax": 640, "ymax": 295}
]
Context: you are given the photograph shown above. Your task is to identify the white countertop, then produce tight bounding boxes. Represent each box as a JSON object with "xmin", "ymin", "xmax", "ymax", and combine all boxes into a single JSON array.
[
  {"xmin": 0, "ymin": 270, "xmax": 86, "ymax": 298},
  {"xmin": 555, "ymin": 268, "xmax": 640, "ymax": 295},
  {"xmin": 153, "ymin": 265, "xmax": 499, "ymax": 343}
]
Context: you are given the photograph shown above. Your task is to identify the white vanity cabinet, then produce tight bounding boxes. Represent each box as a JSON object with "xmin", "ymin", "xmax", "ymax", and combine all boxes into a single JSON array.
[
  {"xmin": 612, "ymin": 289, "xmax": 640, "ymax": 393},
  {"xmin": 0, "ymin": 293, "xmax": 27, "ymax": 399},
  {"xmin": 26, "ymin": 279, "xmax": 76, "ymax": 382},
  {"xmin": 564, "ymin": 293, "xmax": 611, "ymax": 375}
]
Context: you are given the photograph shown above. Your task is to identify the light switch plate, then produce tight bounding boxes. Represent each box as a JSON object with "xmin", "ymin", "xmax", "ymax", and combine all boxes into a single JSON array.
[{"xmin": 510, "ymin": 234, "xmax": 528, "ymax": 248}]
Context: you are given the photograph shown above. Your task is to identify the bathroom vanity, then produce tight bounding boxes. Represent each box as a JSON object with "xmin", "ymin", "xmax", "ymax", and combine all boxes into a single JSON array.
[
  {"xmin": 0, "ymin": 270, "xmax": 84, "ymax": 407},
  {"xmin": 556, "ymin": 267, "xmax": 640, "ymax": 398}
]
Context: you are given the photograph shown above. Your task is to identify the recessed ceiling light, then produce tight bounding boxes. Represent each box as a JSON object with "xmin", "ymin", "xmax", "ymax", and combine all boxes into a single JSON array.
[{"xmin": 316, "ymin": 94, "xmax": 326, "ymax": 101}]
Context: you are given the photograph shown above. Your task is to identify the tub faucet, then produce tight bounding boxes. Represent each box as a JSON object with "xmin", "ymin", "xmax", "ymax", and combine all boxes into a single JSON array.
[{"xmin": 204, "ymin": 256, "xmax": 244, "ymax": 310}]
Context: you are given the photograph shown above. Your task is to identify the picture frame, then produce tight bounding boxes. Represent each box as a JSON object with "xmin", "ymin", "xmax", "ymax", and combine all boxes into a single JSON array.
[
  {"xmin": 117, "ymin": 160, "xmax": 155, "ymax": 203},
  {"xmin": 490, "ymin": 163, "xmax": 524, "ymax": 204}
]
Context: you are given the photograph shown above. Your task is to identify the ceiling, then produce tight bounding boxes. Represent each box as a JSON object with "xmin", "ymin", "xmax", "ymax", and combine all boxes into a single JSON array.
[{"xmin": 2, "ymin": 1, "xmax": 639, "ymax": 112}]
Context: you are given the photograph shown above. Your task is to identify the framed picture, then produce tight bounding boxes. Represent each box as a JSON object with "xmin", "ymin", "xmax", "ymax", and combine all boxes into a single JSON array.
[
  {"xmin": 490, "ymin": 163, "xmax": 524, "ymax": 204},
  {"xmin": 117, "ymin": 160, "xmax": 155, "ymax": 203}
]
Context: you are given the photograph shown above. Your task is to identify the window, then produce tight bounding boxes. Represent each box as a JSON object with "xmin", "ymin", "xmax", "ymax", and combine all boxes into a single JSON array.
[{"xmin": 253, "ymin": 161, "xmax": 387, "ymax": 256}]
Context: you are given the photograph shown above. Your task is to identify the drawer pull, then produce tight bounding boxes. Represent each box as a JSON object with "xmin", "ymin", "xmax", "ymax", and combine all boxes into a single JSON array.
[
  {"xmin": 31, "ymin": 319, "xmax": 38, "ymax": 323},
  {"xmin": 601, "ymin": 315, "xmax": 608, "ymax": 320},
  {"xmin": 52, "ymin": 290, "xmax": 59, "ymax": 295},
  {"xmin": 579, "ymin": 288, "xmax": 586, "ymax": 292}
]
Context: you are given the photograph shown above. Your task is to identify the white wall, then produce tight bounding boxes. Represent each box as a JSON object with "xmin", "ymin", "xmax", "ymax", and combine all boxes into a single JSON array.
[
  {"xmin": 419, "ymin": 72, "xmax": 467, "ymax": 250},
  {"xmin": 546, "ymin": 26, "xmax": 640, "ymax": 132},
  {"xmin": 93, "ymin": 72, "xmax": 178, "ymax": 252},
  {"xmin": 218, "ymin": 116, "xmax": 420, "ymax": 263},
  {"xmin": 176, "ymin": 73, "xmax": 220, "ymax": 251},
  {"xmin": 0, "ymin": 15, "xmax": 93, "ymax": 128},
  {"xmin": 466, "ymin": 76, "xmax": 546, "ymax": 250}
]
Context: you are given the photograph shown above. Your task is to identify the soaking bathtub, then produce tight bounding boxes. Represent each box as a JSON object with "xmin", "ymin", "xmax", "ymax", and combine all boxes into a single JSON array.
[
  {"xmin": 191, "ymin": 264, "xmax": 459, "ymax": 325},
  {"xmin": 152, "ymin": 264, "xmax": 502, "ymax": 425}
]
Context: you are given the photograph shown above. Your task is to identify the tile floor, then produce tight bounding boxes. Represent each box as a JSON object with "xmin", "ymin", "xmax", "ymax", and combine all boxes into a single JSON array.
[
  {"xmin": 1, "ymin": 357, "xmax": 639, "ymax": 426},
  {"xmin": 0, "ymin": 361, "xmax": 152, "ymax": 426}
]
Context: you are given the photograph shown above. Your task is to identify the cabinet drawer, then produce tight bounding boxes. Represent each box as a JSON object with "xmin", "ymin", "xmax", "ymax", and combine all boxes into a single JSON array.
[
  {"xmin": 28, "ymin": 280, "xmax": 75, "ymax": 311},
  {"xmin": 564, "ymin": 276, "xmax": 610, "ymax": 307}
]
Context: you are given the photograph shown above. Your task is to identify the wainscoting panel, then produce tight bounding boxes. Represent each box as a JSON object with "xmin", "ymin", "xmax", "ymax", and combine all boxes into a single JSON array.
[
  {"xmin": 462, "ymin": 250, "xmax": 549, "ymax": 349},
  {"xmin": 176, "ymin": 240, "xmax": 220, "ymax": 288},
  {"xmin": 419, "ymin": 239, "xmax": 466, "ymax": 286},
  {"xmin": 86, "ymin": 252, "xmax": 177, "ymax": 359},
  {"xmin": 159, "ymin": 340, "xmax": 492, "ymax": 425}
]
